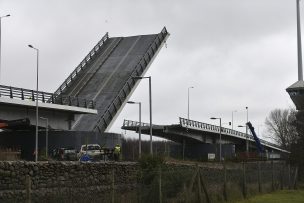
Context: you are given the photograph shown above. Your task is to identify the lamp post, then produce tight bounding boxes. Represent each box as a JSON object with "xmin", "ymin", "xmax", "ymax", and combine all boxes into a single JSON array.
[
  {"xmin": 40, "ymin": 117, "xmax": 48, "ymax": 159},
  {"xmin": 231, "ymin": 110, "xmax": 237, "ymax": 130},
  {"xmin": 28, "ymin": 44, "xmax": 39, "ymax": 162},
  {"xmin": 187, "ymin": 86, "xmax": 194, "ymax": 124},
  {"xmin": 0, "ymin": 14, "xmax": 10, "ymax": 84},
  {"xmin": 245, "ymin": 107, "xmax": 249, "ymax": 153},
  {"xmin": 210, "ymin": 117, "xmax": 222, "ymax": 162},
  {"xmin": 132, "ymin": 76, "xmax": 152, "ymax": 155},
  {"xmin": 297, "ymin": 0, "xmax": 303, "ymax": 81},
  {"xmin": 183, "ymin": 86, "xmax": 194, "ymax": 160},
  {"xmin": 127, "ymin": 101, "xmax": 142, "ymax": 158}
]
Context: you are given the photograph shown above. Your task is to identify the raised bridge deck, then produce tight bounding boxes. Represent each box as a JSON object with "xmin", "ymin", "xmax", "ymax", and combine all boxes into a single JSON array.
[{"xmin": 54, "ymin": 27, "xmax": 169, "ymax": 133}]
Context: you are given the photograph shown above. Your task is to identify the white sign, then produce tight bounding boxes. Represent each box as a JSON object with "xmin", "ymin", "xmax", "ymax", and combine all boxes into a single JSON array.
[{"xmin": 208, "ymin": 153, "xmax": 216, "ymax": 160}]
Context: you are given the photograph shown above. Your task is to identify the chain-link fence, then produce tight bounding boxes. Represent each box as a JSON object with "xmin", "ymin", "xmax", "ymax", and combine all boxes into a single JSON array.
[{"xmin": 130, "ymin": 161, "xmax": 298, "ymax": 203}]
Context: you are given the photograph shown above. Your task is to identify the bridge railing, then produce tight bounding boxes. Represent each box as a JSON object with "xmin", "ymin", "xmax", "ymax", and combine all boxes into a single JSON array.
[
  {"xmin": 53, "ymin": 32, "xmax": 109, "ymax": 97},
  {"xmin": 123, "ymin": 119, "xmax": 151, "ymax": 127},
  {"xmin": 0, "ymin": 85, "xmax": 95, "ymax": 109},
  {"xmin": 179, "ymin": 117, "xmax": 282, "ymax": 150},
  {"xmin": 93, "ymin": 27, "xmax": 169, "ymax": 133}
]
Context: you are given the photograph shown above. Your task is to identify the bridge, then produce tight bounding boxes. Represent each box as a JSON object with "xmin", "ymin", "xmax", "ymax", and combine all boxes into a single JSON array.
[
  {"xmin": 0, "ymin": 28, "xmax": 169, "ymax": 159},
  {"xmin": 0, "ymin": 27, "xmax": 168, "ymax": 132},
  {"xmin": 0, "ymin": 84, "xmax": 96, "ymax": 130},
  {"xmin": 53, "ymin": 27, "xmax": 169, "ymax": 134},
  {"xmin": 122, "ymin": 117, "xmax": 289, "ymax": 159}
]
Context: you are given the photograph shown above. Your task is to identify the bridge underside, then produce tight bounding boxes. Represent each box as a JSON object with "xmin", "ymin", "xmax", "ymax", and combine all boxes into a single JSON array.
[{"xmin": 123, "ymin": 124, "xmax": 247, "ymax": 149}]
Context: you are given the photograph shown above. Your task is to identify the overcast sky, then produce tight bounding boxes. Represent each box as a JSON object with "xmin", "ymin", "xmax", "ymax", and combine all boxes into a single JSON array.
[{"xmin": 0, "ymin": 0, "xmax": 299, "ymax": 142}]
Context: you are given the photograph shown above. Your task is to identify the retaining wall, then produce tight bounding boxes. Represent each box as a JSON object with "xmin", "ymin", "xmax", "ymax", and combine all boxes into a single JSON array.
[
  {"xmin": 0, "ymin": 161, "xmax": 295, "ymax": 202},
  {"xmin": 0, "ymin": 161, "xmax": 138, "ymax": 202}
]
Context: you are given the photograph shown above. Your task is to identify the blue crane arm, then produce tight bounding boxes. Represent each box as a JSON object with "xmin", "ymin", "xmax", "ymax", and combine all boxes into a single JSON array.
[{"xmin": 246, "ymin": 122, "xmax": 265, "ymax": 153}]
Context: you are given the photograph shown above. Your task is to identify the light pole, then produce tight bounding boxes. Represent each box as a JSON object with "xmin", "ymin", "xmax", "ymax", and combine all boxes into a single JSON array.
[
  {"xmin": 127, "ymin": 101, "xmax": 142, "ymax": 158},
  {"xmin": 28, "ymin": 44, "xmax": 39, "ymax": 162},
  {"xmin": 245, "ymin": 107, "xmax": 249, "ymax": 153},
  {"xmin": 184, "ymin": 86, "xmax": 194, "ymax": 160},
  {"xmin": 132, "ymin": 76, "xmax": 152, "ymax": 155},
  {"xmin": 40, "ymin": 117, "xmax": 48, "ymax": 159},
  {"xmin": 187, "ymin": 86, "xmax": 194, "ymax": 125},
  {"xmin": 210, "ymin": 117, "xmax": 222, "ymax": 162},
  {"xmin": 231, "ymin": 110, "xmax": 237, "ymax": 130},
  {"xmin": 297, "ymin": 0, "xmax": 303, "ymax": 81},
  {"xmin": 0, "ymin": 14, "xmax": 10, "ymax": 84}
]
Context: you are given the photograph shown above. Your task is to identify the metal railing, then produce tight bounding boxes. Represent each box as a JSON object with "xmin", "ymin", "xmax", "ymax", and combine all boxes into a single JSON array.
[
  {"xmin": 53, "ymin": 32, "xmax": 109, "ymax": 97},
  {"xmin": 93, "ymin": 27, "xmax": 169, "ymax": 133},
  {"xmin": 0, "ymin": 85, "xmax": 95, "ymax": 109},
  {"xmin": 123, "ymin": 119, "xmax": 154, "ymax": 128},
  {"xmin": 179, "ymin": 117, "xmax": 285, "ymax": 151},
  {"xmin": 69, "ymin": 37, "xmax": 123, "ymax": 97}
]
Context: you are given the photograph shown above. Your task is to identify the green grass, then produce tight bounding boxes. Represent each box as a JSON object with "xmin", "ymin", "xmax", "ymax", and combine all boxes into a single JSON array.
[{"xmin": 235, "ymin": 190, "xmax": 304, "ymax": 203}]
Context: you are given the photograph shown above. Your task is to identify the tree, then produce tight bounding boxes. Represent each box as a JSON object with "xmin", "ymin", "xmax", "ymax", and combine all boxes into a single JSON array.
[{"xmin": 265, "ymin": 108, "xmax": 298, "ymax": 150}]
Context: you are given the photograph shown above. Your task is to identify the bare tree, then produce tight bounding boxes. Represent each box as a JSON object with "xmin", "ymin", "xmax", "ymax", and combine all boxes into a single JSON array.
[{"xmin": 265, "ymin": 108, "xmax": 298, "ymax": 150}]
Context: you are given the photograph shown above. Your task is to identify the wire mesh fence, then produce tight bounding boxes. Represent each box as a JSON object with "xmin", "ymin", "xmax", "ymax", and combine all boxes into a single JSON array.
[{"xmin": 132, "ymin": 161, "xmax": 298, "ymax": 203}]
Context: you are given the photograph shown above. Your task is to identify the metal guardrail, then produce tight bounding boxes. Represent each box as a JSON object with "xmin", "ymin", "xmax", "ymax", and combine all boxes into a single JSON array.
[
  {"xmin": 0, "ymin": 85, "xmax": 95, "ymax": 109},
  {"xmin": 54, "ymin": 32, "xmax": 109, "ymax": 97},
  {"xmin": 123, "ymin": 119, "xmax": 151, "ymax": 127},
  {"xmin": 93, "ymin": 27, "xmax": 169, "ymax": 133},
  {"xmin": 179, "ymin": 117, "xmax": 283, "ymax": 150}
]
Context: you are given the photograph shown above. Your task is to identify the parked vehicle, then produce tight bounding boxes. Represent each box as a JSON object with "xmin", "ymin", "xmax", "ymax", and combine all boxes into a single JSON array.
[
  {"xmin": 78, "ymin": 144, "xmax": 104, "ymax": 161},
  {"xmin": 52, "ymin": 147, "xmax": 78, "ymax": 161}
]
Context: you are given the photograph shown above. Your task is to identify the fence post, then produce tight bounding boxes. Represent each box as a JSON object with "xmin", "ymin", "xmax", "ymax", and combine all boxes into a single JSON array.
[
  {"xmin": 183, "ymin": 183, "xmax": 188, "ymax": 203},
  {"xmin": 112, "ymin": 168, "xmax": 115, "ymax": 203},
  {"xmin": 271, "ymin": 160, "xmax": 274, "ymax": 191},
  {"xmin": 199, "ymin": 169, "xmax": 210, "ymax": 203},
  {"xmin": 25, "ymin": 175, "xmax": 31, "ymax": 203},
  {"xmin": 159, "ymin": 167, "xmax": 162, "ymax": 203},
  {"xmin": 187, "ymin": 166, "xmax": 199, "ymax": 203},
  {"xmin": 223, "ymin": 161, "xmax": 228, "ymax": 201},
  {"xmin": 258, "ymin": 161, "xmax": 262, "ymax": 193},
  {"xmin": 197, "ymin": 168, "xmax": 202, "ymax": 203},
  {"xmin": 293, "ymin": 167, "xmax": 298, "ymax": 190},
  {"xmin": 242, "ymin": 162, "xmax": 247, "ymax": 198},
  {"xmin": 280, "ymin": 164, "xmax": 284, "ymax": 190},
  {"xmin": 288, "ymin": 164, "xmax": 291, "ymax": 190},
  {"xmin": 137, "ymin": 169, "xmax": 143, "ymax": 203}
]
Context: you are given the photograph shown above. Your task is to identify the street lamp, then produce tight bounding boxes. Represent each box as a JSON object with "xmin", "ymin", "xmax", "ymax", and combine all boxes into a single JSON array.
[
  {"xmin": 245, "ymin": 107, "xmax": 249, "ymax": 153},
  {"xmin": 127, "ymin": 101, "xmax": 142, "ymax": 158},
  {"xmin": 40, "ymin": 117, "xmax": 48, "ymax": 159},
  {"xmin": 183, "ymin": 86, "xmax": 194, "ymax": 160},
  {"xmin": 0, "ymin": 14, "xmax": 10, "ymax": 84},
  {"xmin": 187, "ymin": 86, "xmax": 194, "ymax": 125},
  {"xmin": 231, "ymin": 110, "xmax": 237, "ymax": 130},
  {"xmin": 132, "ymin": 76, "xmax": 152, "ymax": 155},
  {"xmin": 28, "ymin": 44, "xmax": 39, "ymax": 162},
  {"xmin": 210, "ymin": 117, "xmax": 222, "ymax": 162}
]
